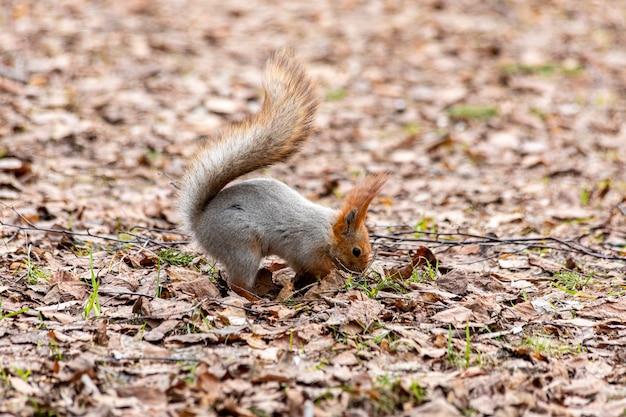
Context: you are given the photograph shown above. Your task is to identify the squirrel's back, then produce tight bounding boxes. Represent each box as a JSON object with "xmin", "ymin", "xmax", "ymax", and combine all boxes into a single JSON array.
[{"xmin": 180, "ymin": 49, "xmax": 320, "ymax": 233}]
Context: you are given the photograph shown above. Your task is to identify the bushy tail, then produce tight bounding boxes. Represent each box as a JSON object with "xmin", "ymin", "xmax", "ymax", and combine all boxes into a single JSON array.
[{"xmin": 180, "ymin": 49, "xmax": 320, "ymax": 232}]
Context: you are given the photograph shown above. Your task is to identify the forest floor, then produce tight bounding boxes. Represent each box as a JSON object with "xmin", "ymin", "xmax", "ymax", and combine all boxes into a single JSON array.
[{"xmin": 1, "ymin": 0, "xmax": 625, "ymax": 416}]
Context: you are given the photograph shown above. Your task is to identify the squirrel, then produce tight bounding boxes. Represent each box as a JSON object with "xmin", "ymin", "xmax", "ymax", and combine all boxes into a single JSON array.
[{"xmin": 179, "ymin": 49, "xmax": 386, "ymax": 296}]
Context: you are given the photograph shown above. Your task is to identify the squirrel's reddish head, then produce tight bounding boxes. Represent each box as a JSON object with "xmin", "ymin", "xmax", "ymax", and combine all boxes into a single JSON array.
[{"xmin": 330, "ymin": 174, "xmax": 387, "ymax": 273}]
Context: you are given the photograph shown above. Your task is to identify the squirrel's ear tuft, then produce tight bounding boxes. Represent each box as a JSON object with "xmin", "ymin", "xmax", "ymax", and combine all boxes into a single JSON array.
[{"xmin": 339, "ymin": 173, "xmax": 387, "ymax": 226}]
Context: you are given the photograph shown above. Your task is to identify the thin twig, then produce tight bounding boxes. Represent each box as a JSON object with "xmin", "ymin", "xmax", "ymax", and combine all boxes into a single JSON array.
[
  {"xmin": 102, "ymin": 355, "xmax": 199, "ymax": 363},
  {"xmin": 372, "ymin": 230, "xmax": 625, "ymax": 261},
  {"xmin": 1, "ymin": 204, "xmax": 187, "ymax": 247}
]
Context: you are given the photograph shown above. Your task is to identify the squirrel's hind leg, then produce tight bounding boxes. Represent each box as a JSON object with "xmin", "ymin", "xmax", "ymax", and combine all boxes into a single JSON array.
[
  {"xmin": 228, "ymin": 267, "xmax": 278, "ymax": 300},
  {"xmin": 224, "ymin": 258, "xmax": 260, "ymax": 290}
]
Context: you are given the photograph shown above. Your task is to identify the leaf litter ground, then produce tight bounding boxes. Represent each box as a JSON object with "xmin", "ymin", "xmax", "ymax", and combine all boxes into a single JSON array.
[{"xmin": 1, "ymin": 0, "xmax": 625, "ymax": 416}]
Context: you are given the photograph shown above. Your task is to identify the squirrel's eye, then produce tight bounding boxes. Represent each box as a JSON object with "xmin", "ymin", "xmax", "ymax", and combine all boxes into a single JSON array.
[{"xmin": 352, "ymin": 247, "xmax": 362, "ymax": 257}]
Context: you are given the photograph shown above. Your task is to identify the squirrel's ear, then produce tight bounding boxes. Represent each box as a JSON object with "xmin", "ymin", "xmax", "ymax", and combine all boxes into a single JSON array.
[
  {"xmin": 344, "ymin": 208, "xmax": 358, "ymax": 233},
  {"xmin": 333, "ymin": 207, "xmax": 360, "ymax": 238}
]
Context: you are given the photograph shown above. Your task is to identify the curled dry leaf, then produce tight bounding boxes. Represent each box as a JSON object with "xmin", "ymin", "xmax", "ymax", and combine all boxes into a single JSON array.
[
  {"xmin": 0, "ymin": 157, "xmax": 32, "ymax": 176},
  {"xmin": 391, "ymin": 246, "xmax": 440, "ymax": 280}
]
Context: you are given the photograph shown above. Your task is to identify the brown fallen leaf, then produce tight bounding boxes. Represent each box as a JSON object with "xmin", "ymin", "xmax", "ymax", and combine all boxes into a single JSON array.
[
  {"xmin": 391, "ymin": 246, "xmax": 440, "ymax": 280},
  {"xmin": 168, "ymin": 277, "xmax": 220, "ymax": 299},
  {"xmin": 117, "ymin": 386, "xmax": 168, "ymax": 406},
  {"xmin": 498, "ymin": 254, "xmax": 530, "ymax": 270},
  {"xmin": 298, "ymin": 269, "xmax": 346, "ymax": 300},
  {"xmin": 431, "ymin": 305, "xmax": 473, "ymax": 326},
  {"xmin": 9, "ymin": 376, "xmax": 38, "ymax": 396},
  {"xmin": 0, "ymin": 157, "xmax": 32, "ymax": 176},
  {"xmin": 132, "ymin": 296, "xmax": 149, "ymax": 315},
  {"xmin": 435, "ymin": 270, "xmax": 469, "ymax": 295},
  {"xmin": 124, "ymin": 251, "xmax": 158, "ymax": 268},
  {"xmin": 504, "ymin": 301, "xmax": 539, "ymax": 322},
  {"xmin": 528, "ymin": 253, "xmax": 565, "ymax": 273},
  {"xmin": 95, "ymin": 319, "xmax": 108, "ymax": 345},
  {"xmin": 45, "ymin": 270, "xmax": 88, "ymax": 304},
  {"xmin": 143, "ymin": 319, "xmax": 179, "ymax": 342},
  {"xmin": 407, "ymin": 396, "xmax": 463, "ymax": 417}
]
